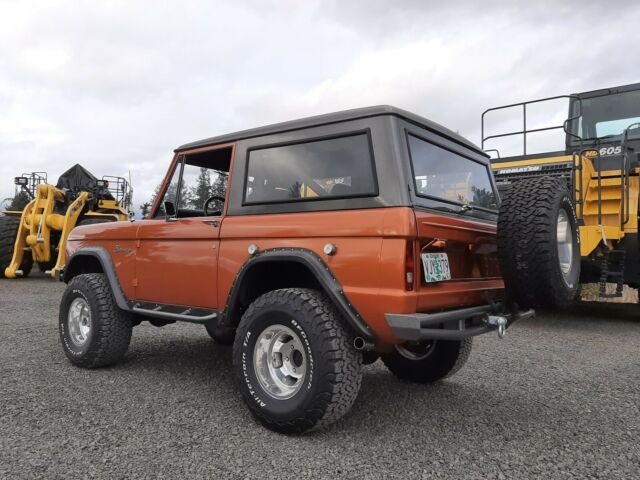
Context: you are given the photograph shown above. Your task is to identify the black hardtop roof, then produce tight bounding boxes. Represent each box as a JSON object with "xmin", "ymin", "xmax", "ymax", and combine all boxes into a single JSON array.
[
  {"xmin": 176, "ymin": 105, "xmax": 483, "ymax": 154},
  {"xmin": 573, "ymin": 82, "xmax": 640, "ymax": 99}
]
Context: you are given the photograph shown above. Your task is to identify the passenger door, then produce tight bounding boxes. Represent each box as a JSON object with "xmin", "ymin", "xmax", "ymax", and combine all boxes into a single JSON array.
[{"xmin": 135, "ymin": 145, "xmax": 234, "ymax": 309}]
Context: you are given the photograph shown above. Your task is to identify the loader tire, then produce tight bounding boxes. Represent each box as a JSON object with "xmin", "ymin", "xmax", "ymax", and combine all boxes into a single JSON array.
[
  {"xmin": 497, "ymin": 176, "xmax": 580, "ymax": 309},
  {"xmin": 0, "ymin": 216, "xmax": 32, "ymax": 279}
]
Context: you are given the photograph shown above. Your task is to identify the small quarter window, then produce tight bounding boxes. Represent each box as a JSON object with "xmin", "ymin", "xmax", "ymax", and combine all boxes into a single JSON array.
[{"xmin": 244, "ymin": 133, "xmax": 377, "ymax": 204}]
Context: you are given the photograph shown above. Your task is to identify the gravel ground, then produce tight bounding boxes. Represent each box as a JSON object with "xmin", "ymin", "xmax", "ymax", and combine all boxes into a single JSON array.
[{"xmin": 1, "ymin": 275, "xmax": 639, "ymax": 480}]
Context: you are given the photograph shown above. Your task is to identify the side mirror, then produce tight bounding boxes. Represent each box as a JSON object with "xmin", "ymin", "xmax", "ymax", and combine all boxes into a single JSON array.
[
  {"xmin": 14, "ymin": 177, "xmax": 28, "ymax": 186},
  {"xmin": 163, "ymin": 201, "xmax": 177, "ymax": 221}
]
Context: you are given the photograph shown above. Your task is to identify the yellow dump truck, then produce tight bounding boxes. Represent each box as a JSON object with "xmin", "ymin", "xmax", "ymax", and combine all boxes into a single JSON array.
[
  {"xmin": 482, "ymin": 83, "xmax": 640, "ymax": 307},
  {"xmin": 0, "ymin": 164, "xmax": 132, "ymax": 279}
]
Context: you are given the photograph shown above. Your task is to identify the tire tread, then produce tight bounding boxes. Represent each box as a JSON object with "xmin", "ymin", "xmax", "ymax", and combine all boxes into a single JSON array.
[
  {"xmin": 497, "ymin": 176, "xmax": 579, "ymax": 309},
  {"xmin": 233, "ymin": 288, "xmax": 362, "ymax": 433},
  {"xmin": 59, "ymin": 273, "xmax": 132, "ymax": 368}
]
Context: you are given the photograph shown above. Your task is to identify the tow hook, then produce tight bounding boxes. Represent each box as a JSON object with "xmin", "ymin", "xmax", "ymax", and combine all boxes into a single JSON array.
[{"xmin": 486, "ymin": 315, "xmax": 508, "ymax": 338}]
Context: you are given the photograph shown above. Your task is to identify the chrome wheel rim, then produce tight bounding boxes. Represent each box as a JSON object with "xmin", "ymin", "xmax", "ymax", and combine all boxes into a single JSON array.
[
  {"xmin": 396, "ymin": 340, "xmax": 436, "ymax": 361},
  {"xmin": 557, "ymin": 209, "xmax": 574, "ymax": 279},
  {"xmin": 253, "ymin": 324, "xmax": 307, "ymax": 400},
  {"xmin": 68, "ymin": 297, "xmax": 92, "ymax": 347}
]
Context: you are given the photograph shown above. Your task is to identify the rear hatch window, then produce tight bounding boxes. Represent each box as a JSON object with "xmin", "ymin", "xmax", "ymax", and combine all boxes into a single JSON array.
[{"xmin": 408, "ymin": 134, "xmax": 498, "ymax": 220}]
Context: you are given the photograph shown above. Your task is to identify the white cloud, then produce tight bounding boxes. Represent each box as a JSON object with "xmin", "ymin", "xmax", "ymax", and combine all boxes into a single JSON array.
[{"xmin": 0, "ymin": 0, "xmax": 639, "ymax": 211}]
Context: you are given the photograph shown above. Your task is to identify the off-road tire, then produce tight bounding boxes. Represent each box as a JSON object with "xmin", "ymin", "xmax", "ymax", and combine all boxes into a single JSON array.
[
  {"xmin": 497, "ymin": 176, "xmax": 580, "ymax": 309},
  {"xmin": 59, "ymin": 273, "xmax": 132, "ymax": 368},
  {"xmin": 382, "ymin": 338, "xmax": 472, "ymax": 383},
  {"xmin": 0, "ymin": 216, "xmax": 33, "ymax": 278},
  {"xmin": 233, "ymin": 288, "xmax": 363, "ymax": 434}
]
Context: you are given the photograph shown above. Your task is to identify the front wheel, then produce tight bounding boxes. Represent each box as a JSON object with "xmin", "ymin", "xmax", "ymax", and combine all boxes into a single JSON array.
[
  {"xmin": 233, "ymin": 288, "xmax": 363, "ymax": 434},
  {"xmin": 382, "ymin": 338, "xmax": 473, "ymax": 384},
  {"xmin": 59, "ymin": 273, "xmax": 132, "ymax": 368}
]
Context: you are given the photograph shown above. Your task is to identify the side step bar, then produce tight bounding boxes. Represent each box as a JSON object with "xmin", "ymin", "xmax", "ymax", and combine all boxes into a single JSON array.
[{"xmin": 131, "ymin": 302, "xmax": 218, "ymax": 324}]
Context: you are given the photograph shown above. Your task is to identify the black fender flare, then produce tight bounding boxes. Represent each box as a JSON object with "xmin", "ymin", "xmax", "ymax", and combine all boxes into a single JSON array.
[
  {"xmin": 223, "ymin": 248, "xmax": 376, "ymax": 342},
  {"xmin": 63, "ymin": 247, "xmax": 130, "ymax": 311}
]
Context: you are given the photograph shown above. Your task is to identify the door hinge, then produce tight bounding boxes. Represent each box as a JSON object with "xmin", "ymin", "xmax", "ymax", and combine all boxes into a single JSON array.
[
  {"xmin": 132, "ymin": 278, "xmax": 138, "ymax": 287},
  {"xmin": 136, "ymin": 240, "xmax": 141, "ymax": 248}
]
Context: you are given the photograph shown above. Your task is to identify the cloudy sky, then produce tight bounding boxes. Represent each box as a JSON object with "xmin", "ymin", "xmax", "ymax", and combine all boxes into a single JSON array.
[{"xmin": 1, "ymin": 0, "xmax": 639, "ymax": 214}]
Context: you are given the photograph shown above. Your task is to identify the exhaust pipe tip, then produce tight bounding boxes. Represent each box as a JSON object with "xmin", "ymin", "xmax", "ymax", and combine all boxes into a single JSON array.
[{"xmin": 353, "ymin": 337, "xmax": 374, "ymax": 351}]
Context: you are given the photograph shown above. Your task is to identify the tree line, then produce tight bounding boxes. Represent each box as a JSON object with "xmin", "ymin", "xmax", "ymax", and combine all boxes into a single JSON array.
[{"xmin": 139, "ymin": 167, "xmax": 227, "ymax": 218}]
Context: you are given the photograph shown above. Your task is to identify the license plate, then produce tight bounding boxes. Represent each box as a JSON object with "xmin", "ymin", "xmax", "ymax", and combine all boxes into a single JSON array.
[{"xmin": 421, "ymin": 253, "xmax": 451, "ymax": 283}]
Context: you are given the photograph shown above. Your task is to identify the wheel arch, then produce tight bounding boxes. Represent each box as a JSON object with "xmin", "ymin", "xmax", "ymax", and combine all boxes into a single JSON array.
[
  {"xmin": 223, "ymin": 248, "xmax": 375, "ymax": 342},
  {"xmin": 63, "ymin": 247, "xmax": 129, "ymax": 310}
]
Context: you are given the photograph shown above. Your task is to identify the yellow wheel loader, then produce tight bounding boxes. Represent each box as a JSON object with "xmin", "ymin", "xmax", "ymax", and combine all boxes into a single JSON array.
[
  {"xmin": 0, "ymin": 164, "xmax": 132, "ymax": 279},
  {"xmin": 482, "ymin": 83, "xmax": 640, "ymax": 307}
]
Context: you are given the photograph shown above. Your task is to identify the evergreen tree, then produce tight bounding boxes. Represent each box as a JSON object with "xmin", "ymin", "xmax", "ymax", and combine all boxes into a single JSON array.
[
  {"xmin": 191, "ymin": 168, "xmax": 212, "ymax": 208},
  {"xmin": 211, "ymin": 171, "xmax": 228, "ymax": 198},
  {"xmin": 3, "ymin": 191, "xmax": 30, "ymax": 211},
  {"xmin": 139, "ymin": 201, "xmax": 152, "ymax": 218}
]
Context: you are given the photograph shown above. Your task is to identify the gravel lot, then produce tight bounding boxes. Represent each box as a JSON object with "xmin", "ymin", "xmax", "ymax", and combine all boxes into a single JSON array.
[{"xmin": 1, "ymin": 275, "xmax": 639, "ymax": 479}]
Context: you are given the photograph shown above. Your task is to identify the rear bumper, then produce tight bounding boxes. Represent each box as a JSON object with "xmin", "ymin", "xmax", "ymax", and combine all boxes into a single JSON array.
[{"xmin": 385, "ymin": 304, "xmax": 534, "ymax": 341}]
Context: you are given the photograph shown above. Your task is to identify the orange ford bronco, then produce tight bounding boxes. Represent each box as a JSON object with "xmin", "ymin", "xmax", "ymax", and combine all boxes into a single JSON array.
[{"xmin": 59, "ymin": 106, "xmax": 532, "ymax": 433}]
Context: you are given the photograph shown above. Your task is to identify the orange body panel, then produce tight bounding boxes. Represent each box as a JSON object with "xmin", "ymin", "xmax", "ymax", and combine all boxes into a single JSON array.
[
  {"xmin": 68, "ymin": 205, "xmax": 503, "ymax": 346},
  {"xmin": 136, "ymin": 218, "xmax": 221, "ymax": 308},
  {"xmin": 67, "ymin": 221, "xmax": 139, "ymax": 299},
  {"xmin": 65, "ymin": 123, "xmax": 507, "ymax": 347}
]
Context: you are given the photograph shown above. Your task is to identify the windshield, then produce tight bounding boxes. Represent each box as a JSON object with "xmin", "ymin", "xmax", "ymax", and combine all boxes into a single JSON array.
[
  {"xmin": 408, "ymin": 134, "xmax": 498, "ymax": 211},
  {"xmin": 569, "ymin": 89, "xmax": 640, "ymax": 144}
]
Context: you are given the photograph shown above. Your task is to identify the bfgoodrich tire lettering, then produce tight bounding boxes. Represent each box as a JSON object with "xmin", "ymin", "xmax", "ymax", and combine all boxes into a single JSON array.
[
  {"xmin": 497, "ymin": 176, "xmax": 581, "ymax": 309},
  {"xmin": 59, "ymin": 273, "xmax": 132, "ymax": 368},
  {"xmin": 233, "ymin": 288, "xmax": 362, "ymax": 434}
]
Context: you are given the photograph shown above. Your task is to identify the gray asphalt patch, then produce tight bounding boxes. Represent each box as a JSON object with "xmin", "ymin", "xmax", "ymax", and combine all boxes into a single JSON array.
[{"xmin": 1, "ymin": 275, "xmax": 639, "ymax": 479}]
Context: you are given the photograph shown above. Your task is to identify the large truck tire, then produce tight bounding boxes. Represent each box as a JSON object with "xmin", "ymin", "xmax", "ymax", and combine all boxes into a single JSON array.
[
  {"xmin": 0, "ymin": 216, "xmax": 33, "ymax": 278},
  {"xmin": 497, "ymin": 176, "xmax": 580, "ymax": 309}
]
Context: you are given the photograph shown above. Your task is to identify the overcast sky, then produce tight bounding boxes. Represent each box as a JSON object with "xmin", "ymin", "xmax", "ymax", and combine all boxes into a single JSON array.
[{"xmin": 1, "ymin": 0, "xmax": 639, "ymax": 214}]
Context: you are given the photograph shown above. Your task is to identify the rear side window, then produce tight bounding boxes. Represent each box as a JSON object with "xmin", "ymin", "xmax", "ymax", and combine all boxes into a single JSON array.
[
  {"xmin": 408, "ymin": 134, "xmax": 498, "ymax": 210},
  {"xmin": 244, "ymin": 133, "xmax": 377, "ymax": 204}
]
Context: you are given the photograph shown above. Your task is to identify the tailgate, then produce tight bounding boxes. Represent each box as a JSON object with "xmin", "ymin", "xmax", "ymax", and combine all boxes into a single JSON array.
[{"xmin": 414, "ymin": 210, "xmax": 501, "ymax": 286}]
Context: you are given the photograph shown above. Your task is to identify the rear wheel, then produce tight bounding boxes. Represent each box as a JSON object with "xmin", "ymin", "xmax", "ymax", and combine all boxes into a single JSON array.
[
  {"xmin": 233, "ymin": 288, "xmax": 362, "ymax": 434},
  {"xmin": 497, "ymin": 176, "xmax": 581, "ymax": 309},
  {"xmin": 382, "ymin": 339, "xmax": 472, "ymax": 383},
  {"xmin": 0, "ymin": 216, "xmax": 33, "ymax": 278}
]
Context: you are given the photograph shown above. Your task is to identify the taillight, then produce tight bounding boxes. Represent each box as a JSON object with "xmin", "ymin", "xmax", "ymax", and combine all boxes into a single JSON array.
[{"xmin": 405, "ymin": 239, "xmax": 415, "ymax": 291}]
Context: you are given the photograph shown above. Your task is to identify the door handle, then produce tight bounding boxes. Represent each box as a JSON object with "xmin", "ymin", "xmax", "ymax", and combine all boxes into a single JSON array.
[{"xmin": 203, "ymin": 220, "xmax": 219, "ymax": 227}]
